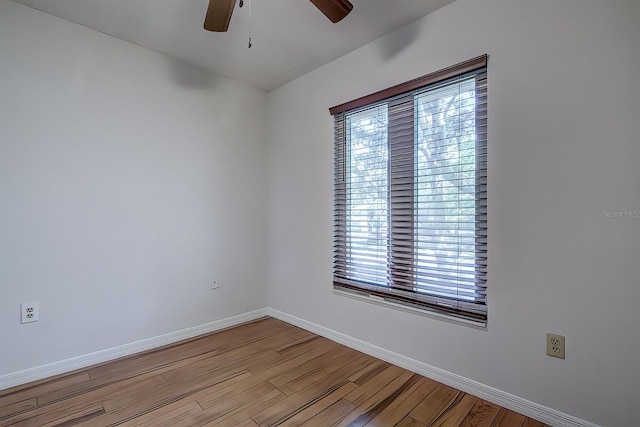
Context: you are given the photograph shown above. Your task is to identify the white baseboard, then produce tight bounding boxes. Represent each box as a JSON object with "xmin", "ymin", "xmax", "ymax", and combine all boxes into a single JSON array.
[
  {"xmin": 0, "ymin": 308, "xmax": 269, "ymax": 391},
  {"xmin": 267, "ymin": 308, "xmax": 599, "ymax": 427}
]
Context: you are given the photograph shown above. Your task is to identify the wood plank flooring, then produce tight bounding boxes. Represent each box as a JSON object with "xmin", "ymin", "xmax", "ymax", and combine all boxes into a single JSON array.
[{"xmin": 0, "ymin": 318, "xmax": 548, "ymax": 426}]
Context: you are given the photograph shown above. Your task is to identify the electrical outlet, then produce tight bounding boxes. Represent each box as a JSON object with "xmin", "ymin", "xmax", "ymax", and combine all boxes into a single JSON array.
[
  {"xmin": 21, "ymin": 303, "xmax": 39, "ymax": 324},
  {"xmin": 546, "ymin": 333, "xmax": 565, "ymax": 359}
]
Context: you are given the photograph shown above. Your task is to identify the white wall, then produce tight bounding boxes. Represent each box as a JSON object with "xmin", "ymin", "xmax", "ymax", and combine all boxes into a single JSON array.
[
  {"xmin": 267, "ymin": 1, "xmax": 640, "ymax": 426},
  {"xmin": 0, "ymin": 1, "xmax": 268, "ymax": 375}
]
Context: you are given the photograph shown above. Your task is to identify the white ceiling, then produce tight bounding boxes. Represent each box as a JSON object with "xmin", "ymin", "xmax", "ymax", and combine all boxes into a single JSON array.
[{"xmin": 11, "ymin": 0, "xmax": 456, "ymax": 91}]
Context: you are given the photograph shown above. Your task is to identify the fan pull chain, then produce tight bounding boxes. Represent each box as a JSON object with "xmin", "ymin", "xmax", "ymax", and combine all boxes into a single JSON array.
[
  {"xmin": 248, "ymin": 0, "xmax": 253, "ymax": 48},
  {"xmin": 238, "ymin": 0, "xmax": 252, "ymax": 48}
]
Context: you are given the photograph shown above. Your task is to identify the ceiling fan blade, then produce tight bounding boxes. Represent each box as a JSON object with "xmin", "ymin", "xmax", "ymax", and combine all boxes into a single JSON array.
[
  {"xmin": 204, "ymin": 0, "xmax": 237, "ymax": 32},
  {"xmin": 309, "ymin": 0, "xmax": 353, "ymax": 23}
]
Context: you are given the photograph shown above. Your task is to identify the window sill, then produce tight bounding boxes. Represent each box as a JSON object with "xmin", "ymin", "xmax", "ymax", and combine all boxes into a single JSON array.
[{"xmin": 333, "ymin": 288, "xmax": 487, "ymax": 329}]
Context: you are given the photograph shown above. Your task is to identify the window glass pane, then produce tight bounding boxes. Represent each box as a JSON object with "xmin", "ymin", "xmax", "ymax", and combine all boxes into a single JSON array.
[
  {"xmin": 346, "ymin": 105, "xmax": 389, "ymax": 286},
  {"xmin": 415, "ymin": 78, "xmax": 477, "ymax": 301}
]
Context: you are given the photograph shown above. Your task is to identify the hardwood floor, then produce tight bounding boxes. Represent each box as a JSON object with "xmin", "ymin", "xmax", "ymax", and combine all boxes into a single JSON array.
[{"xmin": 0, "ymin": 318, "xmax": 548, "ymax": 426}]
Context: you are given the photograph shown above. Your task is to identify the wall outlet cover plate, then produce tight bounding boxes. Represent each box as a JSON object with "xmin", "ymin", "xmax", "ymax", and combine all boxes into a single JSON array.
[{"xmin": 546, "ymin": 333, "xmax": 565, "ymax": 359}]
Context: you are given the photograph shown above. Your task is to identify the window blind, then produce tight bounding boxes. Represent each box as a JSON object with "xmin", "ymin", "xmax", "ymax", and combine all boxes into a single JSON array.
[{"xmin": 332, "ymin": 56, "xmax": 488, "ymax": 323}]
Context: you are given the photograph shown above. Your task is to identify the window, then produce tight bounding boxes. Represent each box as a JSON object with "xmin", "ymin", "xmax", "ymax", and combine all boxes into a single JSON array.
[{"xmin": 331, "ymin": 56, "xmax": 488, "ymax": 324}]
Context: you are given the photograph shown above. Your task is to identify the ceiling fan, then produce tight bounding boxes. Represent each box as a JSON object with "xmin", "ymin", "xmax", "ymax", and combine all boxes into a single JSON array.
[{"xmin": 204, "ymin": 0, "xmax": 353, "ymax": 32}]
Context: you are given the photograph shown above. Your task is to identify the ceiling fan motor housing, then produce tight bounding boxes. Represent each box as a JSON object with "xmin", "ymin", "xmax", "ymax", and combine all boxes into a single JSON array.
[{"xmin": 204, "ymin": 0, "xmax": 353, "ymax": 32}]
